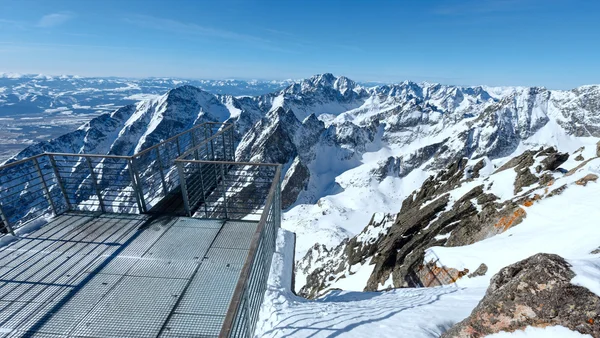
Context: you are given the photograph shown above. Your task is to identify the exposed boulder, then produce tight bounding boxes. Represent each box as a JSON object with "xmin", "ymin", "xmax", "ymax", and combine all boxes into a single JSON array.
[
  {"xmin": 540, "ymin": 151, "xmax": 570, "ymax": 171},
  {"xmin": 514, "ymin": 168, "xmax": 539, "ymax": 194},
  {"xmin": 575, "ymin": 154, "xmax": 585, "ymax": 161},
  {"xmin": 495, "ymin": 150, "xmax": 535, "ymax": 173},
  {"xmin": 415, "ymin": 260, "xmax": 469, "ymax": 287},
  {"xmin": 576, "ymin": 174, "xmax": 599, "ymax": 186},
  {"xmin": 467, "ymin": 263, "xmax": 488, "ymax": 278},
  {"xmin": 441, "ymin": 253, "xmax": 600, "ymax": 338},
  {"xmin": 470, "ymin": 159, "xmax": 487, "ymax": 178},
  {"xmin": 597, "ymin": 141, "xmax": 600, "ymax": 157}
]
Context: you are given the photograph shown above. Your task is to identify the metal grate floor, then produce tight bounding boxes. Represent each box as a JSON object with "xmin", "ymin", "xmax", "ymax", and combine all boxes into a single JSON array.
[{"xmin": 0, "ymin": 212, "xmax": 258, "ymax": 338}]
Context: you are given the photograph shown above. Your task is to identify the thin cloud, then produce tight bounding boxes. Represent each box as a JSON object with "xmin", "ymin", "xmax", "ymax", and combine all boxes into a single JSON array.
[
  {"xmin": 123, "ymin": 15, "xmax": 296, "ymax": 54},
  {"xmin": 37, "ymin": 12, "xmax": 75, "ymax": 28},
  {"xmin": 125, "ymin": 15, "xmax": 270, "ymax": 44},
  {"xmin": 0, "ymin": 18, "xmax": 27, "ymax": 30},
  {"xmin": 433, "ymin": 0, "xmax": 540, "ymax": 15}
]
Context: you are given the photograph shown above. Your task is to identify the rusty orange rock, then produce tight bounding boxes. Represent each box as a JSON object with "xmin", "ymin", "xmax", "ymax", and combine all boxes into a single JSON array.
[
  {"xmin": 575, "ymin": 174, "xmax": 598, "ymax": 187},
  {"xmin": 494, "ymin": 208, "xmax": 527, "ymax": 232}
]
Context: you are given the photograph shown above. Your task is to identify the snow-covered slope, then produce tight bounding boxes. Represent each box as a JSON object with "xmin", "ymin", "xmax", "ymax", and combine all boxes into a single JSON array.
[
  {"xmin": 6, "ymin": 73, "xmax": 600, "ymax": 337},
  {"xmin": 7, "ymin": 72, "xmax": 600, "ymax": 278}
]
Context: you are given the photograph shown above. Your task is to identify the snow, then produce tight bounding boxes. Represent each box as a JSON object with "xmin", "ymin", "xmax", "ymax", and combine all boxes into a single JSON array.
[
  {"xmin": 429, "ymin": 160, "xmax": 600, "ymax": 290},
  {"xmin": 123, "ymin": 93, "xmax": 161, "ymax": 101},
  {"xmin": 257, "ymin": 228, "xmax": 487, "ymax": 338},
  {"xmin": 570, "ymin": 257, "xmax": 600, "ymax": 297},
  {"xmin": 485, "ymin": 326, "xmax": 592, "ymax": 337}
]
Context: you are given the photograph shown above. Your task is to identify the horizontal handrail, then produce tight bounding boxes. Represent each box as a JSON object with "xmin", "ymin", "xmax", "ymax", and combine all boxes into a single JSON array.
[
  {"xmin": 178, "ymin": 123, "xmax": 235, "ymax": 159},
  {"xmin": 0, "ymin": 123, "xmax": 230, "ymax": 170},
  {"xmin": 174, "ymin": 159, "xmax": 280, "ymax": 167},
  {"xmin": 0, "ymin": 122, "xmax": 233, "ymax": 233},
  {"xmin": 135, "ymin": 122, "xmax": 231, "ymax": 157}
]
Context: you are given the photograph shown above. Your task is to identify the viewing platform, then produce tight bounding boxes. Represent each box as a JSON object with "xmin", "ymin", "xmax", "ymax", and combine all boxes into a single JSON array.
[{"xmin": 0, "ymin": 123, "xmax": 282, "ymax": 338}]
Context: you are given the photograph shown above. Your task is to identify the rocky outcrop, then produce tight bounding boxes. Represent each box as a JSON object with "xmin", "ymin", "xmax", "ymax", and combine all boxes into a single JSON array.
[
  {"xmin": 514, "ymin": 168, "xmax": 538, "ymax": 193},
  {"xmin": 442, "ymin": 253, "xmax": 600, "ymax": 338},
  {"xmin": 298, "ymin": 147, "xmax": 585, "ymax": 297},
  {"xmin": 576, "ymin": 174, "xmax": 599, "ymax": 186},
  {"xmin": 281, "ymin": 157, "xmax": 310, "ymax": 209},
  {"xmin": 540, "ymin": 151, "xmax": 569, "ymax": 171},
  {"xmin": 467, "ymin": 263, "xmax": 488, "ymax": 278}
]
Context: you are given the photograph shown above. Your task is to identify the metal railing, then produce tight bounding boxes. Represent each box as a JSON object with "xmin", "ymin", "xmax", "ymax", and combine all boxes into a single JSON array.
[
  {"xmin": 218, "ymin": 164, "xmax": 281, "ymax": 338},
  {"xmin": 174, "ymin": 159, "xmax": 274, "ymax": 219},
  {"xmin": 0, "ymin": 120, "xmax": 284, "ymax": 338},
  {"xmin": 0, "ymin": 122, "xmax": 233, "ymax": 235},
  {"xmin": 131, "ymin": 123, "xmax": 234, "ymax": 211}
]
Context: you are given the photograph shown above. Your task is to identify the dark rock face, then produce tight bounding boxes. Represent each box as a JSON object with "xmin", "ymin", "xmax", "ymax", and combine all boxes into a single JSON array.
[
  {"xmin": 495, "ymin": 149, "xmax": 535, "ymax": 173},
  {"xmin": 298, "ymin": 146, "xmax": 573, "ymax": 297},
  {"xmin": 442, "ymin": 254, "xmax": 600, "ymax": 338},
  {"xmin": 540, "ymin": 152, "xmax": 570, "ymax": 171},
  {"xmin": 281, "ymin": 158, "xmax": 310, "ymax": 209},
  {"xmin": 575, "ymin": 154, "xmax": 585, "ymax": 161},
  {"xmin": 514, "ymin": 168, "xmax": 539, "ymax": 194},
  {"xmin": 597, "ymin": 141, "xmax": 600, "ymax": 157}
]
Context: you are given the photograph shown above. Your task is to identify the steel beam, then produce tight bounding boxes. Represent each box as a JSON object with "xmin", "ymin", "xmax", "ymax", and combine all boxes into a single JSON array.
[
  {"xmin": 48, "ymin": 154, "xmax": 71, "ymax": 211},
  {"xmin": 33, "ymin": 156, "xmax": 58, "ymax": 215},
  {"xmin": 155, "ymin": 147, "xmax": 169, "ymax": 196},
  {"xmin": 177, "ymin": 162, "xmax": 192, "ymax": 217}
]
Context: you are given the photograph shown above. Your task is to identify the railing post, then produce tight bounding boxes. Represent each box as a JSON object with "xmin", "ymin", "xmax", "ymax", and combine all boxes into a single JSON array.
[
  {"xmin": 222, "ymin": 132, "xmax": 227, "ymax": 161},
  {"xmin": 127, "ymin": 158, "xmax": 145, "ymax": 213},
  {"xmin": 48, "ymin": 154, "xmax": 71, "ymax": 211},
  {"xmin": 129, "ymin": 157, "xmax": 147, "ymax": 212},
  {"xmin": 210, "ymin": 137, "xmax": 216, "ymax": 160},
  {"xmin": 190, "ymin": 129, "xmax": 200, "ymax": 161},
  {"xmin": 198, "ymin": 162, "xmax": 209, "ymax": 218},
  {"xmin": 155, "ymin": 147, "xmax": 169, "ymax": 195},
  {"xmin": 220, "ymin": 163, "xmax": 228, "ymax": 219},
  {"xmin": 229, "ymin": 128, "xmax": 235, "ymax": 161},
  {"xmin": 0, "ymin": 203, "xmax": 14, "ymax": 236},
  {"xmin": 33, "ymin": 157, "xmax": 58, "ymax": 216},
  {"xmin": 85, "ymin": 157, "xmax": 106, "ymax": 213},
  {"xmin": 176, "ymin": 136, "xmax": 182, "ymax": 157},
  {"xmin": 177, "ymin": 162, "xmax": 192, "ymax": 217}
]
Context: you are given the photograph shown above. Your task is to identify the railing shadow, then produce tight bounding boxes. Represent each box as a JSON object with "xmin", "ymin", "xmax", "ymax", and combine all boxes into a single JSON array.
[{"xmin": 0, "ymin": 212, "xmax": 162, "ymax": 337}]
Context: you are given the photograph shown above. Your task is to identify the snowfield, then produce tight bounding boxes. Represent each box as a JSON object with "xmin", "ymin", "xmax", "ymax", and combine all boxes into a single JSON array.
[
  {"xmin": 263, "ymin": 151, "xmax": 600, "ymax": 337},
  {"xmin": 257, "ymin": 230, "xmax": 486, "ymax": 338}
]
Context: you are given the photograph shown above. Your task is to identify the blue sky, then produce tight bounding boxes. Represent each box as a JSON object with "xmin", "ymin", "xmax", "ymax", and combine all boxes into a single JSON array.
[{"xmin": 0, "ymin": 0, "xmax": 598, "ymax": 88}]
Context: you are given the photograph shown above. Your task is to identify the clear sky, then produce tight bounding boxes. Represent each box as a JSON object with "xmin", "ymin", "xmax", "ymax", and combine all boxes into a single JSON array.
[{"xmin": 0, "ymin": 0, "xmax": 598, "ymax": 88}]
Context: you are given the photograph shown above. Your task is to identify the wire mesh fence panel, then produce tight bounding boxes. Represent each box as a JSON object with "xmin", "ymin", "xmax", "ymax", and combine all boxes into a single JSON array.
[
  {"xmin": 0, "ymin": 155, "xmax": 68, "ymax": 233},
  {"xmin": 176, "ymin": 161, "xmax": 276, "ymax": 220},
  {"xmin": 220, "ymin": 167, "xmax": 281, "ymax": 338},
  {"xmin": 0, "ymin": 122, "xmax": 236, "ymax": 233}
]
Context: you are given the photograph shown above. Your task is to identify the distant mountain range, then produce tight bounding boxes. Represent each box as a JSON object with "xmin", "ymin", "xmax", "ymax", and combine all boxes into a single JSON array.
[
  {"xmin": 3, "ymin": 73, "xmax": 600, "ymax": 337},
  {"xmin": 0, "ymin": 74, "xmax": 296, "ymax": 161}
]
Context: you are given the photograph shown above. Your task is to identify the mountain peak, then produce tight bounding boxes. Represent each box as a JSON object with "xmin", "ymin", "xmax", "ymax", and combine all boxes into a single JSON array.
[{"xmin": 307, "ymin": 73, "xmax": 337, "ymax": 88}]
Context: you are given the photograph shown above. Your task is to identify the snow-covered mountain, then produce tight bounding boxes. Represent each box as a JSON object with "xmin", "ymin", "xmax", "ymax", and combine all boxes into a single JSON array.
[
  {"xmin": 5, "ymin": 73, "xmax": 600, "ymax": 336},
  {"xmin": 7, "ymin": 73, "xmax": 600, "ymax": 281},
  {"xmin": 0, "ymin": 74, "xmax": 294, "ymax": 162}
]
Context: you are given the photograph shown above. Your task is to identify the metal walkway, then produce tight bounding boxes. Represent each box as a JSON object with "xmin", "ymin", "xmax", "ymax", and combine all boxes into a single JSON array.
[
  {"xmin": 0, "ymin": 212, "xmax": 258, "ymax": 338},
  {"xmin": 0, "ymin": 122, "xmax": 284, "ymax": 337}
]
